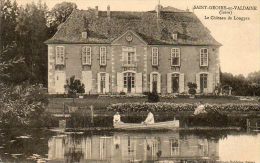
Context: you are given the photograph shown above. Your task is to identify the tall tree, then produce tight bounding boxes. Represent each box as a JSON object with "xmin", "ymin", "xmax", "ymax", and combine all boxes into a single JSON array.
[
  {"xmin": 0, "ymin": 0, "xmax": 18, "ymax": 49},
  {"xmin": 13, "ymin": 2, "xmax": 49, "ymax": 85},
  {"xmin": 47, "ymin": 2, "xmax": 77, "ymax": 36}
]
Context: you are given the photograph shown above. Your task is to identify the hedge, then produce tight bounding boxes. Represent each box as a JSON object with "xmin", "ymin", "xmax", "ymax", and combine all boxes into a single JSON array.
[{"xmin": 107, "ymin": 102, "xmax": 260, "ymax": 113}]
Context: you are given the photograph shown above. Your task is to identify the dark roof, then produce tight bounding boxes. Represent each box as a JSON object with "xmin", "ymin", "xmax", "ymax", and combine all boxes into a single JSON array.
[{"xmin": 45, "ymin": 6, "xmax": 221, "ymax": 46}]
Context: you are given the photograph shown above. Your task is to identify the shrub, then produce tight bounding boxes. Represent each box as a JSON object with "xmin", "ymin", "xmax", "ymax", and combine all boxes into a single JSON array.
[
  {"xmin": 188, "ymin": 82, "xmax": 197, "ymax": 95},
  {"xmin": 119, "ymin": 91, "xmax": 126, "ymax": 95},
  {"xmin": 107, "ymin": 102, "xmax": 260, "ymax": 113},
  {"xmin": 147, "ymin": 91, "xmax": 160, "ymax": 103},
  {"xmin": 64, "ymin": 76, "xmax": 85, "ymax": 97},
  {"xmin": 0, "ymin": 83, "xmax": 49, "ymax": 128}
]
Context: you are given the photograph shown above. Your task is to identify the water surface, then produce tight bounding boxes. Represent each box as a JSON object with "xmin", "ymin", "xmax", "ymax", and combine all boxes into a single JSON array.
[{"xmin": 0, "ymin": 129, "xmax": 259, "ymax": 163}]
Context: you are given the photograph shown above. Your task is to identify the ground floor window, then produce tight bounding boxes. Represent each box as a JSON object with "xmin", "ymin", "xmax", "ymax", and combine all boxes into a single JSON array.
[
  {"xmin": 123, "ymin": 72, "xmax": 135, "ymax": 93},
  {"xmin": 200, "ymin": 73, "xmax": 208, "ymax": 93},
  {"xmin": 100, "ymin": 73, "xmax": 106, "ymax": 93},
  {"xmin": 152, "ymin": 74, "xmax": 158, "ymax": 92},
  {"xmin": 172, "ymin": 74, "xmax": 179, "ymax": 93}
]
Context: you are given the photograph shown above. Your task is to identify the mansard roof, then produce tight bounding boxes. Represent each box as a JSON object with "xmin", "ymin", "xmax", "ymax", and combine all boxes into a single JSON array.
[{"xmin": 45, "ymin": 6, "xmax": 221, "ymax": 46}]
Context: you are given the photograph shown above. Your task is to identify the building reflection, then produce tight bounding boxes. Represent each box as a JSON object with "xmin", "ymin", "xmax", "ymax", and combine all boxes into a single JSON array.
[{"xmin": 48, "ymin": 132, "xmax": 219, "ymax": 163}]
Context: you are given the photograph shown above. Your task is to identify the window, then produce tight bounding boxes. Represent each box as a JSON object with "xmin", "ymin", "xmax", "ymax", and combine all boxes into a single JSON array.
[
  {"xmin": 123, "ymin": 72, "xmax": 135, "ymax": 88},
  {"xmin": 122, "ymin": 47, "xmax": 136, "ymax": 65},
  {"xmin": 171, "ymin": 48, "xmax": 180, "ymax": 66},
  {"xmin": 200, "ymin": 48, "xmax": 208, "ymax": 66},
  {"xmin": 82, "ymin": 46, "xmax": 91, "ymax": 65},
  {"xmin": 100, "ymin": 47, "xmax": 107, "ymax": 66},
  {"xmin": 100, "ymin": 73, "xmax": 106, "ymax": 93},
  {"xmin": 127, "ymin": 52, "xmax": 134, "ymax": 64},
  {"xmin": 152, "ymin": 47, "xmax": 159, "ymax": 66},
  {"xmin": 172, "ymin": 33, "xmax": 178, "ymax": 41},
  {"xmin": 56, "ymin": 46, "xmax": 65, "ymax": 65},
  {"xmin": 170, "ymin": 138, "xmax": 179, "ymax": 156}
]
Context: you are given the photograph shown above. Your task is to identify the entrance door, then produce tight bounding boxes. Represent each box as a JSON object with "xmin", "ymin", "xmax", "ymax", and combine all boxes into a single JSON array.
[
  {"xmin": 124, "ymin": 72, "xmax": 135, "ymax": 93},
  {"xmin": 172, "ymin": 74, "xmax": 179, "ymax": 93},
  {"xmin": 200, "ymin": 74, "xmax": 208, "ymax": 93}
]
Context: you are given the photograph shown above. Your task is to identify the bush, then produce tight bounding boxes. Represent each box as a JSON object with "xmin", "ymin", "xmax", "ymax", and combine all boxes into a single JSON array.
[
  {"xmin": 188, "ymin": 82, "xmax": 197, "ymax": 95},
  {"xmin": 107, "ymin": 102, "xmax": 260, "ymax": 113},
  {"xmin": 0, "ymin": 83, "xmax": 49, "ymax": 128},
  {"xmin": 147, "ymin": 91, "xmax": 160, "ymax": 102},
  {"xmin": 119, "ymin": 91, "xmax": 126, "ymax": 95},
  {"xmin": 64, "ymin": 76, "xmax": 85, "ymax": 97}
]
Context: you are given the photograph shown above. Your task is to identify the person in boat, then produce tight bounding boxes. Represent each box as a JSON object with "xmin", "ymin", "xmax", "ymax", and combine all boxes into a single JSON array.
[
  {"xmin": 194, "ymin": 101, "xmax": 207, "ymax": 115},
  {"xmin": 142, "ymin": 110, "xmax": 155, "ymax": 124},
  {"xmin": 113, "ymin": 112, "xmax": 123, "ymax": 125}
]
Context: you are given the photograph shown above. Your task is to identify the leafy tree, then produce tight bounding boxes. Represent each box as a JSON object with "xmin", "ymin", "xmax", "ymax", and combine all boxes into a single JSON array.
[
  {"xmin": 47, "ymin": 2, "xmax": 77, "ymax": 36},
  {"xmin": 0, "ymin": 0, "xmax": 18, "ymax": 49},
  {"xmin": 13, "ymin": 1, "xmax": 49, "ymax": 85},
  {"xmin": 64, "ymin": 76, "xmax": 85, "ymax": 97}
]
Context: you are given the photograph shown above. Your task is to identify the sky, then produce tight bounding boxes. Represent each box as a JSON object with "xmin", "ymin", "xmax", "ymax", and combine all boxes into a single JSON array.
[{"xmin": 15, "ymin": 0, "xmax": 260, "ymax": 76}]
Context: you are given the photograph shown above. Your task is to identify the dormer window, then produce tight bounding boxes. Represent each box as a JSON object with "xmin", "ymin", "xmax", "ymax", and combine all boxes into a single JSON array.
[
  {"xmin": 172, "ymin": 33, "xmax": 178, "ymax": 41},
  {"xmin": 82, "ymin": 31, "xmax": 88, "ymax": 39}
]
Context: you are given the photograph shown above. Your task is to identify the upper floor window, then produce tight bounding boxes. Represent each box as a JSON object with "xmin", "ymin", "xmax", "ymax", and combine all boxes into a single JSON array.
[
  {"xmin": 200, "ymin": 48, "xmax": 208, "ymax": 66},
  {"xmin": 56, "ymin": 46, "xmax": 65, "ymax": 65},
  {"xmin": 127, "ymin": 52, "xmax": 135, "ymax": 64},
  {"xmin": 82, "ymin": 46, "xmax": 91, "ymax": 65},
  {"xmin": 122, "ymin": 47, "xmax": 136, "ymax": 63},
  {"xmin": 152, "ymin": 47, "xmax": 159, "ymax": 66},
  {"xmin": 171, "ymin": 48, "xmax": 180, "ymax": 66},
  {"xmin": 100, "ymin": 47, "xmax": 107, "ymax": 66}
]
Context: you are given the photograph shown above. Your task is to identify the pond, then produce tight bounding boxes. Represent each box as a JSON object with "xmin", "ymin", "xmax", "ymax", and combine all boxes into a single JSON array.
[{"xmin": 0, "ymin": 129, "xmax": 259, "ymax": 163}]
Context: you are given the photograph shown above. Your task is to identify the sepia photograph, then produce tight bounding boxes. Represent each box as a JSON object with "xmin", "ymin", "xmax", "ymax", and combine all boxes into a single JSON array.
[{"xmin": 0, "ymin": 0, "xmax": 260, "ymax": 162}]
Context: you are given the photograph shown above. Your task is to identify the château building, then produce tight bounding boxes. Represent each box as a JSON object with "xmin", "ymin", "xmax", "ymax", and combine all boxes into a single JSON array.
[{"xmin": 45, "ymin": 5, "xmax": 221, "ymax": 94}]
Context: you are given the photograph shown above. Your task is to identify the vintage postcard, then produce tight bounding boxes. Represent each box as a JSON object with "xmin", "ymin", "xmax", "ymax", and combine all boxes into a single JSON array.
[{"xmin": 0, "ymin": 0, "xmax": 259, "ymax": 162}]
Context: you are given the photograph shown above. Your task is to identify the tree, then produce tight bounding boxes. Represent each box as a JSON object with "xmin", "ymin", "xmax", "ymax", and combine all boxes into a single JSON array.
[
  {"xmin": 0, "ymin": 0, "xmax": 18, "ymax": 49},
  {"xmin": 64, "ymin": 76, "xmax": 85, "ymax": 97},
  {"xmin": 13, "ymin": 1, "xmax": 49, "ymax": 85},
  {"xmin": 47, "ymin": 2, "xmax": 77, "ymax": 36}
]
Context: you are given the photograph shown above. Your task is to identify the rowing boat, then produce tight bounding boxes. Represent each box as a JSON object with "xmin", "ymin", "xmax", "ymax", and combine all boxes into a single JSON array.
[{"xmin": 113, "ymin": 120, "xmax": 179, "ymax": 130}]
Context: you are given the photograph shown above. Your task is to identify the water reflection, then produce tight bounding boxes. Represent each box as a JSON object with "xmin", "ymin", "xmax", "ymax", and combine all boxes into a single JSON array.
[{"xmin": 48, "ymin": 132, "xmax": 219, "ymax": 163}]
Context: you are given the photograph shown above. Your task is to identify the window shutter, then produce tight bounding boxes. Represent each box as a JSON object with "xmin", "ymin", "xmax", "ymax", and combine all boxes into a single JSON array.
[
  {"xmin": 179, "ymin": 73, "xmax": 185, "ymax": 93},
  {"xmin": 167, "ymin": 73, "xmax": 172, "ymax": 93},
  {"xmin": 150, "ymin": 73, "xmax": 153, "ymax": 92},
  {"xmin": 136, "ymin": 73, "xmax": 143, "ymax": 93},
  {"xmin": 207, "ymin": 73, "xmax": 214, "ymax": 93},
  {"xmin": 61, "ymin": 47, "xmax": 65, "ymax": 65},
  {"xmin": 117, "ymin": 73, "xmax": 123, "ymax": 93},
  {"xmin": 157, "ymin": 73, "xmax": 161, "ymax": 93},
  {"xmin": 97, "ymin": 73, "xmax": 101, "ymax": 93},
  {"xmin": 196, "ymin": 73, "xmax": 200, "ymax": 94},
  {"xmin": 55, "ymin": 71, "xmax": 66, "ymax": 94},
  {"xmin": 105, "ymin": 73, "xmax": 110, "ymax": 93},
  {"xmin": 82, "ymin": 71, "xmax": 92, "ymax": 94}
]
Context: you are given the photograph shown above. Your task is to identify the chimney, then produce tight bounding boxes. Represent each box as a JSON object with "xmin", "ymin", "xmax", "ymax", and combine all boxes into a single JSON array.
[
  {"xmin": 107, "ymin": 5, "xmax": 111, "ymax": 20},
  {"xmin": 95, "ymin": 6, "xmax": 99, "ymax": 18}
]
